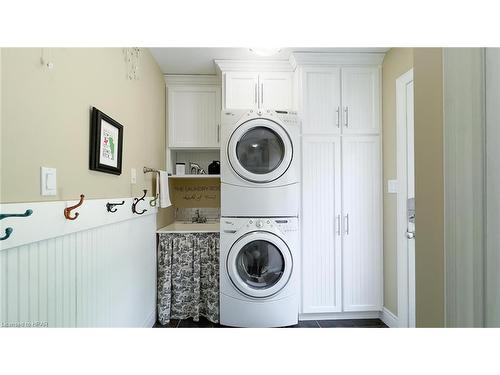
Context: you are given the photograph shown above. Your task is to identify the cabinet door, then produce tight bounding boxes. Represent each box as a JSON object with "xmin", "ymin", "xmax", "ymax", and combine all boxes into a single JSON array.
[
  {"xmin": 342, "ymin": 136, "xmax": 382, "ymax": 311},
  {"xmin": 301, "ymin": 67, "xmax": 341, "ymax": 135},
  {"xmin": 341, "ymin": 67, "xmax": 380, "ymax": 134},
  {"xmin": 259, "ymin": 72, "xmax": 292, "ymax": 110},
  {"xmin": 302, "ymin": 136, "xmax": 342, "ymax": 313},
  {"xmin": 224, "ymin": 72, "xmax": 259, "ymax": 110},
  {"xmin": 168, "ymin": 85, "xmax": 221, "ymax": 148}
]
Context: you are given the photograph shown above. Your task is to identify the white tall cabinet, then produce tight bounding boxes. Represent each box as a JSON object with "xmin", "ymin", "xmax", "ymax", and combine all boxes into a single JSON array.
[{"xmin": 294, "ymin": 53, "xmax": 384, "ymax": 318}]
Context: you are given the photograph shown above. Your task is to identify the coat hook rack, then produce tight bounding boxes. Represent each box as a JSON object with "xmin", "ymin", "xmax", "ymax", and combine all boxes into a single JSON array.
[
  {"xmin": 64, "ymin": 194, "xmax": 85, "ymax": 220},
  {"xmin": 132, "ymin": 190, "xmax": 147, "ymax": 215},
  {"xmin": 149, "ymin": 194, "xmax": 159, "ymax": 207},
  {"xmin": 0, "ymin": 227, "xmax": 13, "ymax": 241},
  {"xmin": 0, "ymin": 209, "xmax": 33, "ymax": 221},
  {"xmin": 106, "ymin": 200, "xmax": 125, "ymax": 213}
]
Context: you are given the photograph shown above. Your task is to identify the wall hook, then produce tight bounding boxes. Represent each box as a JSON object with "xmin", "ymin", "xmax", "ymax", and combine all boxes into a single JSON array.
[
  {"xmin": 64, "ymin": 194, "xmax": 85, "ymax": 220},
  {"xmin": 0, "ymin": 227, "xmax": 13, "ymax": 241},
  {"xmin": 0, "ymin": 209, "xmax": 33, "ymax": 221},
  {"xmin": 132, "ymin": 190, "xmax": 147, "ymax": 215},
  {"xmin": 106, "ymin": 200, "xmax": 125, "ymax": 213},
  {"xmin": 149, "ymin": 194, "xmax": 159, "ymax": 207}
]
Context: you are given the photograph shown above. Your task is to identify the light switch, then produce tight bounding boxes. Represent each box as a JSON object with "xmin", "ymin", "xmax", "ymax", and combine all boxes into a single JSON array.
[
  {"xmin": 41, "ymin": 167, "xmax": 57, "ymax": 196},
  {"xmin": 387, "ymin": 179, "xmax": 399, "ymax": 194},
  {"xmin": 131, "ymin": 168, "xmax": 137, "ymax": 184}
]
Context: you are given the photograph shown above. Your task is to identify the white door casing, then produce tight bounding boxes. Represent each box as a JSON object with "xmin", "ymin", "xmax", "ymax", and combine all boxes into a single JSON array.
[
  {"xmin": 396, "ymin": 69, "xmax": 416, "ymax": 328},
  {"xmin": 301, "ymin": 136, "xmax": 342, "ymax": 313}
]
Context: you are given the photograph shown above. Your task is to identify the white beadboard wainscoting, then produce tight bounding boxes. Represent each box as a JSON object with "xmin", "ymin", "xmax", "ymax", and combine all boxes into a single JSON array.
[{"xmin": 0, "ymin": 198, "xmax": 157, "ymax": 328}]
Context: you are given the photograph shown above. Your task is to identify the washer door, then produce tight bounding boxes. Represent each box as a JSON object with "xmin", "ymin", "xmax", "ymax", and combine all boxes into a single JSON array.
[
  {"xmin": 228, "ymin": 118, "xmax": 293, "ymax": 183},
  {"xmin": 227, "ymin": 231, "xmax": 293, "ymax": 298}
]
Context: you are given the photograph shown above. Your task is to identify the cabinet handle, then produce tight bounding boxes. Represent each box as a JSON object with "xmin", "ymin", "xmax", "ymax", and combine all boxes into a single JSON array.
[
  {"xmin": 344, "ymin": 106, "xmax": 349, "ymax": 127},
  {"xmin": 336, "ymin": 214, "xmax": 341, "ymax": 235},
  {"xmin": 336, "ymin": 106, "xmax": 340, "ymax": 128},
  {"xmin": 217, "ymin": 124, "xmax": 220, "ymax": 143},
  {"xmin": 254, "ymin": 84, "xmax": 258, "ymax": 105},
  {"xmin": 261, "ymin": 83, "xmax": 264, "ymax": 107},
  {"xmin": 345, "ymin": 214, "xmax": 350, "ymax": 235}
]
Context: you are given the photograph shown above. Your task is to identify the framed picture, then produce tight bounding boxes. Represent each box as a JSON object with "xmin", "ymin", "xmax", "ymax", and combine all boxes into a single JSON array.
[{"xmin": 89, "ymin": 107, "xmax": 124, "ymax": 175}]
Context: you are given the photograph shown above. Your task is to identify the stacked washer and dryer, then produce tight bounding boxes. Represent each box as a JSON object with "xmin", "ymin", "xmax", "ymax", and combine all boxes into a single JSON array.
[{"xmin": 219, "ymin": 109, "xmax": 301, "ymax": 327}]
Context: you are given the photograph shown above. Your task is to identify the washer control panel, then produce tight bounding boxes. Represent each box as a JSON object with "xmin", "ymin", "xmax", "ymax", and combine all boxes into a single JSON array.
[{"xmin": 221, "ymin": 218, "xmax": 299, "ymax": 233}]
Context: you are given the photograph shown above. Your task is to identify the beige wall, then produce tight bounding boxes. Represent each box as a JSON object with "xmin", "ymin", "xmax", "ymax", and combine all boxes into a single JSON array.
[
  {"xmin": 413, "ymin": 48, "xmax": 445, "ymax": 327},
  {"xmin": 381, "ymin": 48, "xmax": 414, "ymax": 315},
  {"xmin": 1, "ymin": 48, "xmax": 174, "ymax": 228}
]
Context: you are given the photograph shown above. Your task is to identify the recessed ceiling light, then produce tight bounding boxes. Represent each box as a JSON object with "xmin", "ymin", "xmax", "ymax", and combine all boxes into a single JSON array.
[{"xmin": 250, "ymin": 48, "xmax": 281, "ymax": 57}]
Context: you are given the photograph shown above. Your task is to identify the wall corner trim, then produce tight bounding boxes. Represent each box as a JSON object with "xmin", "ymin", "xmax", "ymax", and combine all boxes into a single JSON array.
[{"xmin": 380, "ymin": 307, "xmax": 399, "ymax": 328}]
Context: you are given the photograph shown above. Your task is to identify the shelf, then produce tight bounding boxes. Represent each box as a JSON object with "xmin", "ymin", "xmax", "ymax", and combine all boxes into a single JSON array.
[{"xmin": 169, "ymin": 174, "xmax": 220, "ymax": 179}]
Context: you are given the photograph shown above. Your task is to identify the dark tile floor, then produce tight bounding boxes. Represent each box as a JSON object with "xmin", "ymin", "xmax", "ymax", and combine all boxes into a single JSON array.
[{"xmin": 153, "ymin": 317, "xmax": 388, "ymax": 328}]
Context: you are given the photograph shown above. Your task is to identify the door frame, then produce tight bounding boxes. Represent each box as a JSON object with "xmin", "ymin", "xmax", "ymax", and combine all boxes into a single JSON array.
[{"xmin": 396, "ymin": 69, "xmax": 416, "ymax": 328}]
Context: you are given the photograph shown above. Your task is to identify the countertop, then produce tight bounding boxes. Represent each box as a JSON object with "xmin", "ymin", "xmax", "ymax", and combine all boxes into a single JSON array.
[{"xmin": 157, "ymin": 221, "xmax": 220, "ymax": 234}]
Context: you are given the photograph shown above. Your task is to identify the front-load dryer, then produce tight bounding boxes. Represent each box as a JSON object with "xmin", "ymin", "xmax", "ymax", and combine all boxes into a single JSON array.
[
  {"xmin": 221, "ymin": 109, "xmax": 301, "ymax": 217},
  {"xmin": 220, "ymin": 217, "xmax": 299, "ymax": 327}
]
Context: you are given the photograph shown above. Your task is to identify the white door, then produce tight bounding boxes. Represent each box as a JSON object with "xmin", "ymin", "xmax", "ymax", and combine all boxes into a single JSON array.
[
  {"xmin": 342, "ymin": 136, "xmax": 382, "ymax": 312},
  {"xmin": 341, "ymin": 67, "xmax": 380, "ymax": 134},
  {"xmin": 259, "ymin": 72, "xmax": 292, "ymax": 110},
  {"xmin": 301, "ymin": 67, "xmax": 341, "ymax": 135},
  {"xmin": 301, "ymin": 135, "xmax": 342, "ymax": 313},
  {"xmin": 224, "ymin": 72, "xmax": 259, "ymax": 110},
  {"xmin": 168, "ymin": 85, "xmax": 221, "ymax": 148},
  {"xmin": 396, "ymin": 69, "xmax": 416, "ymax": 327}
]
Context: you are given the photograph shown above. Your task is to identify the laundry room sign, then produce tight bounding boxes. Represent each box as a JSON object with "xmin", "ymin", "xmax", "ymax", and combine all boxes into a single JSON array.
[{"xmin": 169, "ymin": 178, "xmax": 221, "ymax": 208}]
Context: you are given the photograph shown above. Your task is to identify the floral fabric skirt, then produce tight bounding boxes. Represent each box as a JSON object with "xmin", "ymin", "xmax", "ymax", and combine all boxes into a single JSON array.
[{"xmin": 157, "ymin": 233, "xmax": 220, "ymax": 325}]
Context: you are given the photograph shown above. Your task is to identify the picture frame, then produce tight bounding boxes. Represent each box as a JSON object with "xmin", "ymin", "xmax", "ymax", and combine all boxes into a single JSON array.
[{"xmin": 89, "ymin": 107, "xmax": 124, "ymax": 175}]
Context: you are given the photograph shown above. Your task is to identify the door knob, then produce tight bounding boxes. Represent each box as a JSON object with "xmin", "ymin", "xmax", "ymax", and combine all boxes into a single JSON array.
[{"xmin": 406, "ymin": 231, "xmax": 415, "ymax": 239}]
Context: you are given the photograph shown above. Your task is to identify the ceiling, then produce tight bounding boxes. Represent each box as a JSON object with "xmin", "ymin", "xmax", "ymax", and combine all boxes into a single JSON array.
[{"xmin": 149, "ymin": 48, "xmax": 389, "ymax": 75}]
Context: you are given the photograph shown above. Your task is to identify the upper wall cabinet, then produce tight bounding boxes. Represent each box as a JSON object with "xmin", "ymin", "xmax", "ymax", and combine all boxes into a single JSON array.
[
  {"xmin": 341, "ymin": 67, "xmax": 380, "ymax": 135},
  {"xmin": 166, "ymin": 76, "xmax": 221, "ymax": 149},
  {"xmin": 216, "ymin": 60, "xmax": 294, "ymax": 111}
]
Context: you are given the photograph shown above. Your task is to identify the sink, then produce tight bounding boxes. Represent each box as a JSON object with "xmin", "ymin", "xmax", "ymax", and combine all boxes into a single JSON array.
[{"xmin": 158, "ymin": 221, "xmax": 220, "ymax": 234}]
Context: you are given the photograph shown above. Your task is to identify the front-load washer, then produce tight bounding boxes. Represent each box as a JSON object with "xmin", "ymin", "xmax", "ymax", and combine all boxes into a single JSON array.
[
  {"xmin": 221, "ymin": 109, "xmax": 301, "ymax": 217},
  {"xmin": 220, "ymin": 217, "xmax": 299, "ymax": 327}
]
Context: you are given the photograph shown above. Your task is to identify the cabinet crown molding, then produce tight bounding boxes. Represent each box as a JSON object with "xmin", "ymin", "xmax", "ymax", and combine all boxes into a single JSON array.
[
  {"xmin": 289, "ymin": 52, "xmax": 386, "ymax": 69},
  {"xmin": 165, "ymin": 75, "xmax": 220, "ymax": 86},
  {"xmin": 215, "ymin": 59, "xmax": 294, "ymax": 73}
]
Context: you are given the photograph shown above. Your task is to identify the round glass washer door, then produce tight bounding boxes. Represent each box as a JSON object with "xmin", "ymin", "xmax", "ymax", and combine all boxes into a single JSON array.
[
  {"xmin": 227, "ymin": 118, "xmax": 293, "ymax": 183},
  {"xmin": 227, "ymin": 231, "xmax": 293, "ymax": 298}
]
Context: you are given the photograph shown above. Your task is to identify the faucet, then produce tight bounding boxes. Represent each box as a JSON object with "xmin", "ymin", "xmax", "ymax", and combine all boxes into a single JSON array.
[{"xmin": 191, "ymin": 209, "xmax": 207, "ymax": 223}]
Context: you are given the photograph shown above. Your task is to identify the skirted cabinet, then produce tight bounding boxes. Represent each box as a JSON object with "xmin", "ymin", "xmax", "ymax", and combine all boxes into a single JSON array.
[{"xmin": 294, "ymin": 53, "xmax": 384, "ymax": 318}]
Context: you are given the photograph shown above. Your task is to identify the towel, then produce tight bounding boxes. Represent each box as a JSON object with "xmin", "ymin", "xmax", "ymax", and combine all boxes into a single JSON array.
[{"xmin": 157, "ymin": 170, "xmax": 171, "ymax": 208}]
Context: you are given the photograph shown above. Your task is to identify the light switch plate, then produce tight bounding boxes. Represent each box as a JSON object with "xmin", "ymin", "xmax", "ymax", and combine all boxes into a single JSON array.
[
  {"xmin": 41, "ymin": 167, "xmax": 57, "ymax": 196},
  {"xmin": 387, "ymin": 179, "xmax": 399, "ymax": 194},
  {"xmin": 131, "ymin": 168, "xmax": 137, "ymax": 184}
]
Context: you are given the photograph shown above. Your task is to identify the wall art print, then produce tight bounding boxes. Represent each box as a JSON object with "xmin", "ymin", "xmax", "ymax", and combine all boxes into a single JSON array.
[{"xmin": 89, "ymin": 107, "xmax": 123, "ymax": 175}]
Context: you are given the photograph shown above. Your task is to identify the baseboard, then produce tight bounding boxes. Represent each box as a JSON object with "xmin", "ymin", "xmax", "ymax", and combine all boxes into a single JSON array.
[
  {"xmin": 299, "ymin": 311, "xmax": 381, "ymax": 321},
  {"xmin": 379, "ymin": 307, "xmax": 399, "ymax": 328},
  {"xmin": 143, "ymin": 310, "xmax": 157, "ymax": 328}
]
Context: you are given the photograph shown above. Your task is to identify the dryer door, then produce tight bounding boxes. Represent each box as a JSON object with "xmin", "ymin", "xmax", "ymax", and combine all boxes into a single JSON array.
[
  {"xmin": 227, "ymin": 231, "xmax": 293, "ymax": 298},
  {"xmin": 227, "ymin": 118, "xmax": 293, "ymax": 183}
]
